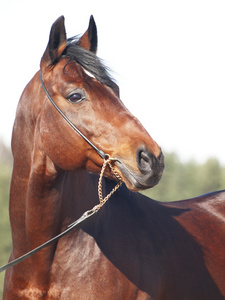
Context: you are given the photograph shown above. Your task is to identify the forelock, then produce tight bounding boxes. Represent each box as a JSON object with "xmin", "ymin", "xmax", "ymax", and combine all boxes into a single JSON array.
[{"xmin": 62, "ymin": 39, "xmax": 119, "ymax": 96}]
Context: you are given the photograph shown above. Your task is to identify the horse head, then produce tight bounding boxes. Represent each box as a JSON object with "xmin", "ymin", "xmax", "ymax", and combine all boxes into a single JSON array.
[{"xmin": 39, "ymin": 16, "xmax": 164, "ymax": 191}]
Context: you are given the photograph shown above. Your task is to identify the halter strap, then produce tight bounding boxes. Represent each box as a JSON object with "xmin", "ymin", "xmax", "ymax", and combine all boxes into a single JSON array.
[{"xmin": 40, "ymin": 72, "xmax": 107, "ymax": 159}]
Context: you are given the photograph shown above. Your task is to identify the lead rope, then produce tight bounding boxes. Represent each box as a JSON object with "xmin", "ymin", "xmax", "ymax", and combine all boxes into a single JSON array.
[{"xmin": 0, "ymin": 155, "xmax": 123, "ymax": 273}]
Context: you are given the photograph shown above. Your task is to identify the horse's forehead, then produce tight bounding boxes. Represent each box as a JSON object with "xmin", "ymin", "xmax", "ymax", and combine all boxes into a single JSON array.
[
  {"xmin": 53, "ymin": 60, "xmax": 83, "ymax": 80},
  {"xmin": 53, "ymin": 61, "xmax": 97, "ymax": 86},
  {"xmin": 46, "ymin": 59, "xmax": 118, "ymax": 101},
  {"xmin": 50, "ymin": 60, "xmax": 104, "ymax": 92},
  {"xmin": 82, "ymin": 68, "xmax": 96, "ymax": 79}
]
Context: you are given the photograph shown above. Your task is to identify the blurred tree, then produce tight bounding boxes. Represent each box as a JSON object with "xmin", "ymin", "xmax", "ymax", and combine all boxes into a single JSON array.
[
  {"xmin": 0, "ymin": 140, "xmax": 12, "ymax": 297},
  {"xmin": 198, "ymin": 158, "xmax": 222, "ymax": 194}
]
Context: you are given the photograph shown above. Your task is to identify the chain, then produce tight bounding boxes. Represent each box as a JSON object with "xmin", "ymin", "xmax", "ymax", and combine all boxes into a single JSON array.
[{"xmin": 92, "ymin": 155, "xmax": 123, "ymax": 212}]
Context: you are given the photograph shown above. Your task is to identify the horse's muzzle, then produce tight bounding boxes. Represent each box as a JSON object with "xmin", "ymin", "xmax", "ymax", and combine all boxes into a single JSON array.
[
  {"xmin": 136, "ymin": 146, "xmax": 164, "ymax": 188},
  {"xmin": 115, "ymin": 147, "xmax": 164, "ymax": 191}
]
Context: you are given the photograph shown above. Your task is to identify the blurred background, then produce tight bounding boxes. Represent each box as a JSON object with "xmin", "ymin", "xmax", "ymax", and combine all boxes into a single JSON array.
[{"xmin": 1, "ymin": 0, "xmax": 225, "ymax": 296}]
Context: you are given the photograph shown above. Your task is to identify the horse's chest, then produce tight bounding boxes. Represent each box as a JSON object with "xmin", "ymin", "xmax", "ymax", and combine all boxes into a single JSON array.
[{"xmin": 48, "ymin": 236, "xmax": 150, "ymax": 300}]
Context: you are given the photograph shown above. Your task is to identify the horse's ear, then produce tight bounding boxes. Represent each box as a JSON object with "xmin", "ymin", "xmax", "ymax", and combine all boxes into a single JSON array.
[
  {"xmin": 41, "ymin": 16, "xmax": 67, "ymax": 67},
  {"xmin": 77, "ymin": 15, "xmax": 97, "ymax": 53}
]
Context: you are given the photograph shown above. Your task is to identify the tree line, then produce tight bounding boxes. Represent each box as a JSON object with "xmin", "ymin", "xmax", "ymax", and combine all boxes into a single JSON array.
[{"xmin": 0, "ymin": 141, "xmax": 12, "ymax": 296}]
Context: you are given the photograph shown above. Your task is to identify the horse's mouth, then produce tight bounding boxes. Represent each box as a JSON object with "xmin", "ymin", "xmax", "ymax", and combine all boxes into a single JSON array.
[{"xmin": 114, "ymin": 159, "xmax": 163, "ymax": 192}]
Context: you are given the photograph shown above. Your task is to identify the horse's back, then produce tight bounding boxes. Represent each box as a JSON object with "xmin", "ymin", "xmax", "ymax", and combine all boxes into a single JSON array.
[
  {"xmin": 161, "ymin": 190, "xmax": 225, "ymax": 298},
  {"xmin": 97, "ymin": 184, "xmax": 225, "ymax": 299}
]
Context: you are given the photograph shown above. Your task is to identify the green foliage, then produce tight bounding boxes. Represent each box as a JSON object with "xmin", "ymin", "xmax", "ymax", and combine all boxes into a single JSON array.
[
  {"xmin": 0, "ymin": 144, "xmax": 225, "ymax": 297},
  {"xmin": 0, "ymin": 144, "xmax": 12, "ymax": 298}
]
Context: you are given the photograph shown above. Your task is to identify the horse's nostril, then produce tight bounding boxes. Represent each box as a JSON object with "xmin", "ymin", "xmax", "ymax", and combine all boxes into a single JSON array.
[
  {"xmin": 139, "ymin": 151, "xmax": 151, "ymax": 169},
  {"xmin": 140, "ymin": 150, "xmax": 150, "ymax": 163},
  {"xmin": 137, "ymin": 147, "xmax": 152, "ymax": 174}
]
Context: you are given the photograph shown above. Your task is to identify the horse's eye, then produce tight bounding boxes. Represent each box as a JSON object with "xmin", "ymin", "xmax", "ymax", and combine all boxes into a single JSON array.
[{"xmin": 67, "ymin": 92, "xmax": 85, "ymax": 103}]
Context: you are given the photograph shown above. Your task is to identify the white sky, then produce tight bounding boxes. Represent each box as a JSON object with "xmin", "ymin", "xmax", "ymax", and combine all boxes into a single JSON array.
[{"xmin": 1, "ymin": 0, "xmax": 225, "ymax": 164}]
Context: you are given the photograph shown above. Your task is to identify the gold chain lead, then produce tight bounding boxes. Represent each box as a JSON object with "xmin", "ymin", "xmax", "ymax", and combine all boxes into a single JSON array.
[{"xmin": 92, "ymin": 156, "xmax": 123, "ymax": 212}]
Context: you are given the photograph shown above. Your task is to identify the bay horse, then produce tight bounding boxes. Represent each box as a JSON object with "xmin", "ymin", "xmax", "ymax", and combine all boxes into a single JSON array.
[{"xmin": 3, "ymin": 16, "xmax": 225, "ymax": 299}]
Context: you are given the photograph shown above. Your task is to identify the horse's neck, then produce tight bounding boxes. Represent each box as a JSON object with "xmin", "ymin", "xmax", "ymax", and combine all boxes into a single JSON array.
[
  {"xmin": 10, "ymin": 143, "xmax": 55, "ymax": 252},
  {"xmin": 10, "ymin": 137, "xmax": 99, "ymax": 251},
  {"xmin": 10, "ymin": 75, "xmax": 100, "ymax": 260}
]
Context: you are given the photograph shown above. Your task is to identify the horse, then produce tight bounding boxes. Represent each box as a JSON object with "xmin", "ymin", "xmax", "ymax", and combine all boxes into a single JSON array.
[{"xmin": 3, "ymin": 15, "xmax": 225, "ymax": 299}]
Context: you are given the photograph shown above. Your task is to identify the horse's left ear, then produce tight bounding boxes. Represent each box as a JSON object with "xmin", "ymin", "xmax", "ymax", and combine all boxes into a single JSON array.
[
  {"xmin": 41, "ymin": 16, "xmax": 67, "ymax": 67},
  {"xmin": 77, "ymin": 15, "xmax": 97, "ymax": 53}
]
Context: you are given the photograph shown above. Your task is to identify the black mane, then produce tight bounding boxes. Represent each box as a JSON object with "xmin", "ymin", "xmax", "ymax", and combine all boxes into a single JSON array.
[{"xmin": 62, "ymin": 39, "xmax": 119, "ymax": 96}]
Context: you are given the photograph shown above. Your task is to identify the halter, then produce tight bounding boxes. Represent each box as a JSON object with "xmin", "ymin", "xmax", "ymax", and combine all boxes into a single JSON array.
[
  {"xmin": 40, "ymin": 73, "xmax": 107, "ymax": 159},
  {"xmin": 0, "ymin": 72, "xmax": 123, "ymax": 273}
]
